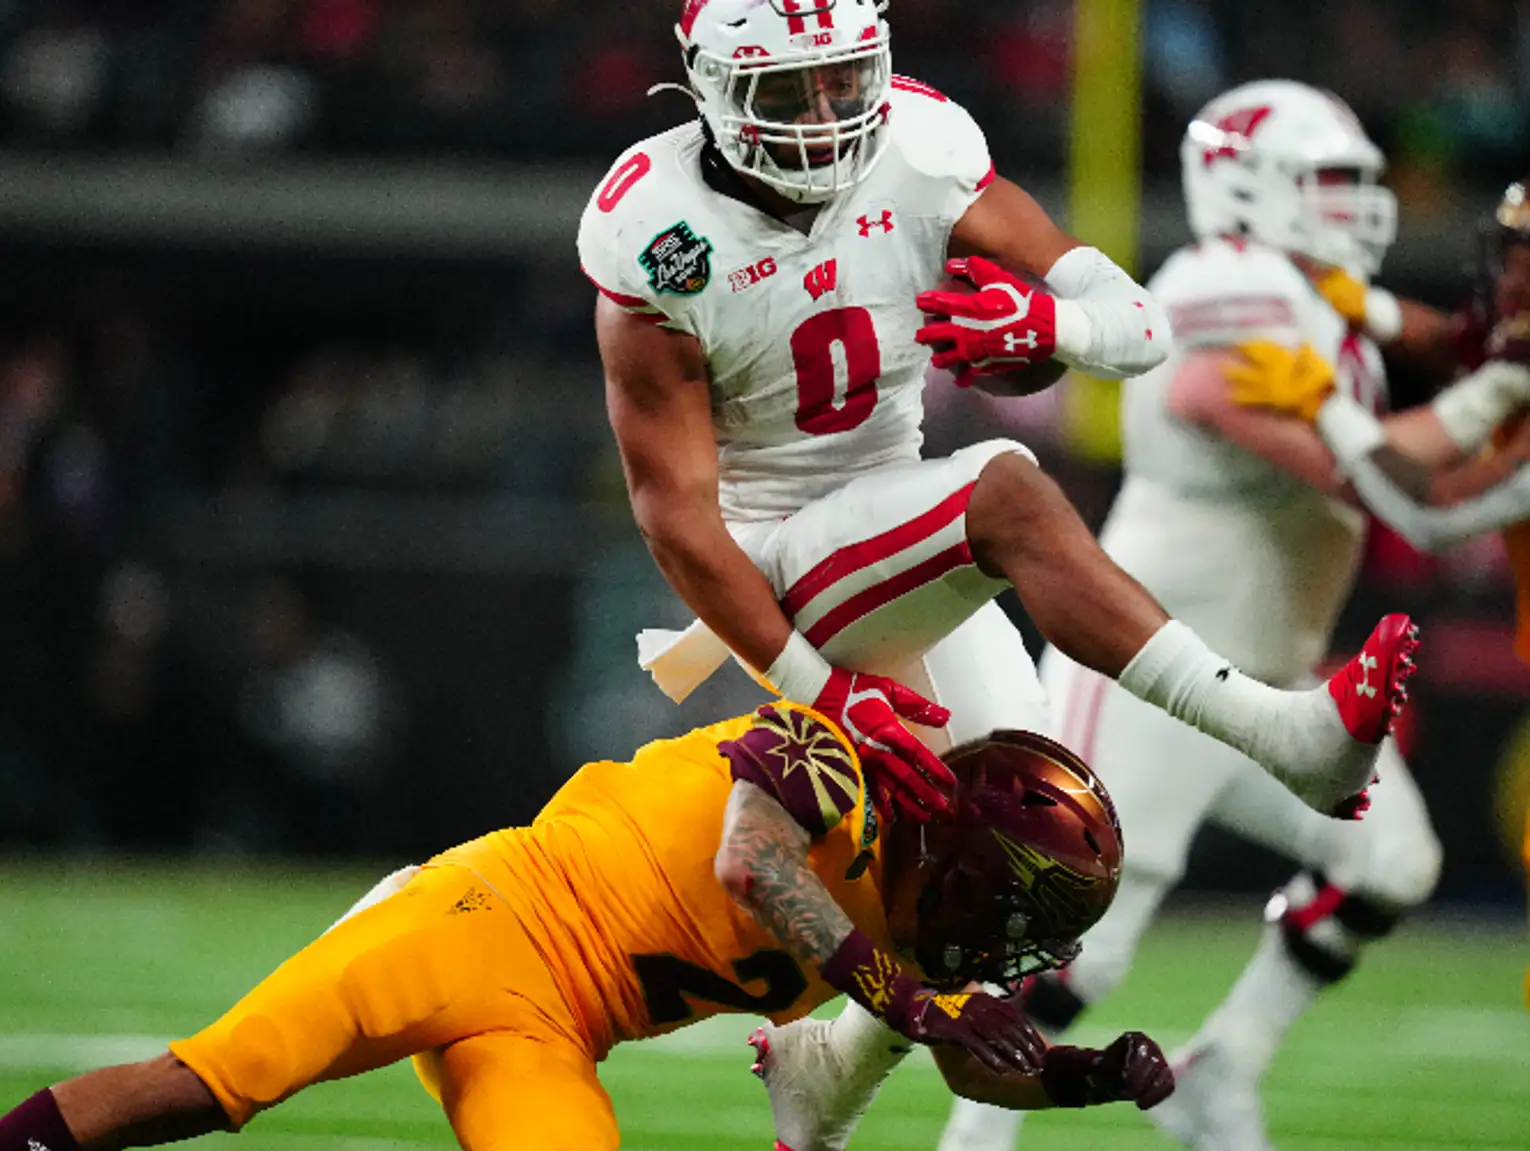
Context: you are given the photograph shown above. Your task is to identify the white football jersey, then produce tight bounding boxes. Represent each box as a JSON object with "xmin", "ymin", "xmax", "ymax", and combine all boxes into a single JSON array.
[
  {"xmin": 1100, "ymin": 238, "xmax": 1387, "ymax": 684},
  {"xmin": 578, "ymin": 79, "xmax": 993, "ymax": 523}
]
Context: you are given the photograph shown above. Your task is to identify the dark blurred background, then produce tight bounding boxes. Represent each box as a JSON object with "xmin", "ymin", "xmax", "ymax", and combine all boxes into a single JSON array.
[{"xmin": 2, "ymin": 0, "xmax": 1529, "ymax": 907}]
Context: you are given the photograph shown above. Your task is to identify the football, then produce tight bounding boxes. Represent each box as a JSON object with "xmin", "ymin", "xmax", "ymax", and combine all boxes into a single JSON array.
[{"xmin": 927, "ymin": 273, "xmax": 1069, "ymax": 398}]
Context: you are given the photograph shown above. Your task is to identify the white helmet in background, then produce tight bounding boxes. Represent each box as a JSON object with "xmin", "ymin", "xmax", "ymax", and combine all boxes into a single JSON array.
[
  {"xmin": 677, "ymin": 0, "xmax": 892, "ymax": 204},
  {"xmin": 1181, "ymin": 80, "xmax": 1397, "ymax": 277}
]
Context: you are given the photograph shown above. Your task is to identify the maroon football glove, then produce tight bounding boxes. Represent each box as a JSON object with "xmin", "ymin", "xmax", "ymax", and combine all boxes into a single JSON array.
[
  {"xmin": 812, "ymin": 666, "xmax": 954, "ymax": 822},
  {"xmin": 821, "ymin": 931, "xmax": 1046, "ymax": 1075},
  {"xmin": 1039, "ymin": 1032, "xmax": 1175, "ymax": 1110},
  {"xmin": 915, "ymin": 256, "xmax": 1059, "ymax": 388}
]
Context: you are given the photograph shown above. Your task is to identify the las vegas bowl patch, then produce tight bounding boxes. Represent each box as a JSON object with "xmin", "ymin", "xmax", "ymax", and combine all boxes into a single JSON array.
[{"xmin": 640, "ymin": 222, "xmax": 714, "ymax": 295}]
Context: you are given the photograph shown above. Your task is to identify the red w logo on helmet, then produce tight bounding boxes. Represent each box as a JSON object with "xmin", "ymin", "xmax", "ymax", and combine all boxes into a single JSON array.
[{"xmin": 1201, "ymin": 105, "xmax": 1273, "ymax": 168}]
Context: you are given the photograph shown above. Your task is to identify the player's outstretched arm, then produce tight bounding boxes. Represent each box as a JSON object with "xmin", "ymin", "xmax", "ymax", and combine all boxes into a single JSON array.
[
  {"xmin": 938, "ymin": 176, "xmax": 1170, "ymax": 381},
  {"xmin": 1215, "ymin": 342, "xmax": 1530, "ymax": 549},
  {"xmin": 930, "ymin": 1031, "xmax": 1174, "ymax": 1112},
  {"xmin": 599, "ymin": 296, "xmax": 797, "ymax": 679},
  {"xmin": 713, "ymin": 775, "xmax": 1044, "ymax": 1075}
]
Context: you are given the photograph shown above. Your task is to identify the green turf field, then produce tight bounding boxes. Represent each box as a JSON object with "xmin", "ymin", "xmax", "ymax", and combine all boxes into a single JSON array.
[{"xmin": 1, "ymin": 861, "xmax": 1526, "ymax": 1150}]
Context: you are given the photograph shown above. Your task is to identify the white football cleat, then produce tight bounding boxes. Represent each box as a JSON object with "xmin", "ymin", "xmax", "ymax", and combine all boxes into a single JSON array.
[
  {"xmin": 1146, "ymin": 1041, "xmax": 1275, "ymax": 1151},
  {"xmin": 748, "ymin": 1019, "xmax": 893, "ymax": 1151}
]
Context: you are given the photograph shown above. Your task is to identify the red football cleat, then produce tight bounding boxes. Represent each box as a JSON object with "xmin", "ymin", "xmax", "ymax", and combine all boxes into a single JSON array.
[
  {"xmin": 1330, "ymin": 782, "xmax": 1375, "ymax": 821},
  {"xmin": 1325, "ymin": 613, "xmax": 1418, "ymax": 746}
]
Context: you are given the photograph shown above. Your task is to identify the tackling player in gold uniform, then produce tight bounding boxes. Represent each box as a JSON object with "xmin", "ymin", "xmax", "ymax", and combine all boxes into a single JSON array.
[{"xmin": 0, "ymin": 704, "xmax": 1171, "ymax": 1151}]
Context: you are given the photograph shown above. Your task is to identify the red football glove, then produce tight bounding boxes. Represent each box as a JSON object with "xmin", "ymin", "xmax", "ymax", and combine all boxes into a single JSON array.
[
  {"xmin": 915, "ymin": 256, "xmax": 1059, "ymax": 388},
  {"xmin": 813, "ymin": 666, "xmax": 954, "ymax": 821},
  {"xmin": 1039, "ymin": 1032, "xmax": 1176, "ymax": 1110}
]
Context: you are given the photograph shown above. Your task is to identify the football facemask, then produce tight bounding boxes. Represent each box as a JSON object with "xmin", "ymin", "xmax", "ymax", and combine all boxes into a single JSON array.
[
  {"xmin": 911, "ymin": 730, "xmax": 1123, "ymax": 988},
  {"xmin": 679, "ymin": 0, "xmax": 892, "ymax": 204}
]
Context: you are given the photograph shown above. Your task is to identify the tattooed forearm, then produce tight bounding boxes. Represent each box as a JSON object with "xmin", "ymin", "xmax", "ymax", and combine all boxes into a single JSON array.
[{"xmin": 717, "ymin": 781, "xmax": 856, "ymax": 966}]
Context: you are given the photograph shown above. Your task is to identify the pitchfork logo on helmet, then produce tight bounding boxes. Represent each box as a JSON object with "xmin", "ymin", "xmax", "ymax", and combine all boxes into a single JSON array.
[
  {"xmin": 1180, "ymin": 80, "xmax": 1397, "ymax": 277},
  {"xmin": 912, "ymin": 730, "xmax": 1123, "ymax": 988},
  {"xmin": 677, "ymin": 0, "xmax": 893, "ymax": 204}
]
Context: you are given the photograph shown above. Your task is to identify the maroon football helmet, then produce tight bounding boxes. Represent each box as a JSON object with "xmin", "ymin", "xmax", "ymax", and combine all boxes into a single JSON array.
[{"xmin": 910, "ymin": 729, "xmax": 1123, "ymax": 987}]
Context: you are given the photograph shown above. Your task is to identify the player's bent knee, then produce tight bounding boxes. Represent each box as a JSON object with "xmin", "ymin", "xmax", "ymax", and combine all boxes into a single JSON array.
[{"xmin": 965, "ymin": 450, "xmax": 1076, "ymax": 577}]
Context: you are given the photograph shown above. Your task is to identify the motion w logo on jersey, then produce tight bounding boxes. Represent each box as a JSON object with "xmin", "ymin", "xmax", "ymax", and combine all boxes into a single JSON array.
[{"xmin": 803, "ymin": 259, "xmax": 838, "ymax": 301}]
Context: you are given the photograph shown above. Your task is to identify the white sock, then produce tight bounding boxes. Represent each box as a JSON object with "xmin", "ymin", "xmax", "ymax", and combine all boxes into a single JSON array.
[
  {"xmin": 1117, "ymin": 621, "xmax": 1376, "ymax": 811},
  {"xmin": 826, "ymin": 998, "xmax": 912, "ymax": 1081},
  {"xmin": 938, "ymin": 1097, "xmax": 1024, "ymax": 1151},
  {"xmin": 1191, "ymin": 921, "xmax": 1323, "ymax": 1080}
]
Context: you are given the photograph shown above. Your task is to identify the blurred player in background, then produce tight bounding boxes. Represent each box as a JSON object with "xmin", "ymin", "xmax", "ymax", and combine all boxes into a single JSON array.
[
  {"xmin": 938, "ymin": 83, "xmax": 1530, "ymax": 1151},
  {"xmin": 581, "ymin": 10, "xmax": 1418, "ymax": 1143},
  {"xmin": 1223, "ymin": 177, "xmax": 1530, "ymax": 1022},
  {"xmin": 0, "ymin": 705, "xmax": 1176, "ymax": 1151},
  {"xmin": 1227, "ymin": 178, "xmax": 1530, "ymax": 610}
]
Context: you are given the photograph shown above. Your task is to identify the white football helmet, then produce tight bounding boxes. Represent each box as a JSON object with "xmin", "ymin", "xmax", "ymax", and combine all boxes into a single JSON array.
[
  {"xmin": 677, "ymin": 0, "xmax": 892, "ymax": 204},
  {"xmin": 1181, "ymin": 80, "xmax": 1397, "ymax": 277}
]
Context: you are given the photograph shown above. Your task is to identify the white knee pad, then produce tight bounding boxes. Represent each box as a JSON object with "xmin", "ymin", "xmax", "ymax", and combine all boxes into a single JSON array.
[{"xmin": 1318, "ymin": 743, "xmax": 1441, "ymax": 911}]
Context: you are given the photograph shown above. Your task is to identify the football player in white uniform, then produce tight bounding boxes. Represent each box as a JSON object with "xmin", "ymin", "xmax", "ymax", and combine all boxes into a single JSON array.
[
  {"xmin": 938, "ymin": 83, "xmax": 1530, "ymax": 1151},
  {"xmin": 579, "ymin": 3, "xmax": 1418, "ymax": 1141},
  {"xmin": 1227, "ymin": 178, "xmax": 1530, "ymax": 566}
]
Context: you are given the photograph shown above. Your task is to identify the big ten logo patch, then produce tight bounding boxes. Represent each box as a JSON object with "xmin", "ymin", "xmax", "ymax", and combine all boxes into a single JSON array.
[
  {"xmin": 791, "ymin": 29, "xmax": 835, "ymax": 49},
  {"xmin": 729, "ymin": 256, "xmax": 778, "ymax": 293}
]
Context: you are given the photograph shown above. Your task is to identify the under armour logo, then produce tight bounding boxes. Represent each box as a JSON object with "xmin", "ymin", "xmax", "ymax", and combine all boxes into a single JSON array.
[
  {"xmin": 1356, "ymin": 653, "xmax": 1378, "ymax": 699},
  {"xmin": 857, "ymin": 210, "xmax": 894, "ymax": 237},
  {"xmin": 29, "ymin": 1140, "xmax": 51, "ymax": 1151},
  {"xmin": 1215, "ymin": 666, "xmax": 1231, "ymax": 682},
  {"xmin": 1003, "ymin": 330, "xmax": 1039, "ymax": 355}
]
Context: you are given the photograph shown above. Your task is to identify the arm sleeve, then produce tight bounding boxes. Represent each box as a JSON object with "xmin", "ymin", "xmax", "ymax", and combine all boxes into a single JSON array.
[
  {"xmin": 718, "ymin": 704, "xmax": 864, "ymax": 838},
  {"xmin": 1342, "ymin": 451, "xmax": 1530, "ymax": 554},
  {"xmin": 1313, "ymin": 388, "xmax": 1530, "ymax": 552},
  {"xmin": 1046, "ymin": 246, "xmax": 1172, "ymax": 379}
]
